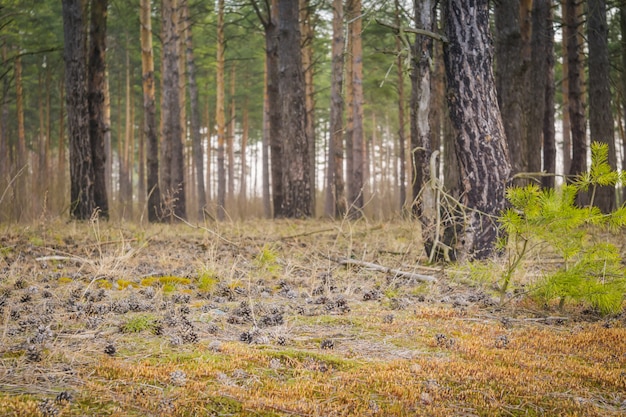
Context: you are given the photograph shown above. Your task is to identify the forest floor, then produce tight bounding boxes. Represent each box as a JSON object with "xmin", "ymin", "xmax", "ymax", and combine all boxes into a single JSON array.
[{"xmin": 0, "ymin": 218, "xmax": 624, "ymax": 416}]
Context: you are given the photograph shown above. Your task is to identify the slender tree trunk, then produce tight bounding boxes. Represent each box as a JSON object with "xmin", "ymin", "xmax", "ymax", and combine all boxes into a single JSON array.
[
  {"xmin": 182, "ymin": 0, "xmax": 206, "ymax": 218},
  {"xmin": 561, "ymin": 0, "xmax": 572, "ymax": 175},
  {"xmin": 278, "ymin": 0, "xmax": 311, "ymax": 217},
  {"xmin": 348, "ymin": 0, "xmax": 364, "ymax": 218},
  {"xmin": 495, "ymin": 0, "xmax": 531, "ymax": 175},
  {"xmin": 240, "ymin": 94, "xmax": 249, "ymax": 204},
  {"xmin": 442, "ymin": 0, "xmax": 512, "ymax": 260},
  {"xmin": 345, "ymin": 2, "xmax": 354, "ymax": 205},
  {"xmin": 394, "ymin": 0, "xmax": 406, "ymax": 209},
  {"xmin": 542, "ymin": 3, "xmax": 556, "ymax": 190},
  {"xmin": 621, "ymin": 3, "xmax": 626, "ymax": 204},
  {"xmin": 0, "ymin": 45, "xmax": 8, "ymax": 197},
  {"xmin": 216, "ymin": 0, "xmax": 226, "ymax": 220},
  {"xmin": 227, "ymin": 64, "xmax": 235, "ymax": 201},
  {"xmin": 140, "ymin": 0, "xmax": 162, "ymax": 222},
  {"xmin": 161, "ymin": 0, "xmax": 185, "ymax": 220},
  {"xmin": 62, "ymin": 0, "xmax": 96, "ymax": 220},
  {"xmin": 15, "ymin": 55, "xmax": 28, "ymax": 219},
  {"xmin": 262, "ymin": 66, "xmax": 271, "ymax": 217},
  {"xmin": 324, "ymin": 0, "xmax": 346, "ymax": 218},
  {"xmin": 88, "ymin": 0, "xmax": 109, "ymax": 218},
  {"xmin": 58, "ymin": 75, "xmax": 67, "ymax": 206},
  {"xmin": 588, "ymin": 0, "xmax": 616, "ymax": 212},
  {"xmin": 301, "ymin": 0, "xmax": 316, "ymax": 213},
  {"xmin": 564, "ymin": 0, "xmax": 587, "ymax": 188}
]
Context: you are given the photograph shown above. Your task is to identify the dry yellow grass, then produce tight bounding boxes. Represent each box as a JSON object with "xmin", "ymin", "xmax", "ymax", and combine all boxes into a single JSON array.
[{"xmin": 0, "ymin": 219, "xmax": 624, "ymax": 416}]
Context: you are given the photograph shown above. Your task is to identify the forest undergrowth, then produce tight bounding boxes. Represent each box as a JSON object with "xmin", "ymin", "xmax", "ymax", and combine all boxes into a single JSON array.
[{"xmin": 0, "ymin": 217, "xmax": 624, "ymax": 416}]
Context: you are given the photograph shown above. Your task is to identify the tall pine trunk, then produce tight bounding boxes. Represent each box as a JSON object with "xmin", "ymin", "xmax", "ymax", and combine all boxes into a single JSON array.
[
  {"xmin": 588, "ymin": 0, "xmax": 616, "ymax": 212},
  {"xmin": 348, "ymin": 0, "xmax": 364, "ymax": 218},
  {"xmin": 88, "ymin": 0, "xmax": 109, "ymax": 218},
  {"xmin": 182, "ymin": 0, "xmax": 206, "ymax": 218},
  {"xmin": 62, "ymin": 0, "xmax": 96, "ymax": 220},
  {"xmin": 324, "ymin": 0, "xmax": 346, "ymax": 218},
  {"xmin": 140, "ymin": 0, "xmax": 162, "ymax": 222},
  {"xmin": 216, "ymin": 0, "xmax": 226, "ymax": 220},
  {"xmin": 278, "ymin": 0, "xmax": 311, "ymax": 217},
  {"xmin": 442, "ymin": 0, "xmax": 512, "ymax": 260}
]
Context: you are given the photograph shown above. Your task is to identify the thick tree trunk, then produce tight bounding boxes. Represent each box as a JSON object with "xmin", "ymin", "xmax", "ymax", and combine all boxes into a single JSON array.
[
  {"xmin": 324, "ymin": 0, "xmax": 346, "ymax": 218},
  {"xmin": 88, "ymin": 0, "xmax": 109, "ymax": 219},
  {"xmin": 182, "ymin": 0, "xmax": 206, "ymax": 218},
  {"xmin": 278, "ymin": 0, "xmax": 311, "ymax": 217},
  {"xmin": 216, "ymin": 0, "xmax": 226, "ymax": 220},
  {"xmin": 262, "ymin": 66, "xmax": 271, "ymax": 217},
  {"xmin": 62, "ymin": 0, "xmax": 96, "ymax": 220},
  {"xmin": 442, "ymin": 0, "xmax": 512, "ymax": 260},
  {"xmin": 140, "ymin": 0, "xmax": 162, "ymax": 222},
  {"xmin": 161, "ymin": 0, "xmax": 185, "ymax": 220},
  {"xmin": 588, "ymin": 0, "xmax": 616, "ymax": 212},
  {"xmin": 227, "ymin": 64, "xmax": 235, "ymax": 202}
]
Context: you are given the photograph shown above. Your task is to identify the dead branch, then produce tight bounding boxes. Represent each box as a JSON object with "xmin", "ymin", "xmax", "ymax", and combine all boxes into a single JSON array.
[{"xmin": 329, "ymin": 256, "xmax": 437, "ymax": 283}]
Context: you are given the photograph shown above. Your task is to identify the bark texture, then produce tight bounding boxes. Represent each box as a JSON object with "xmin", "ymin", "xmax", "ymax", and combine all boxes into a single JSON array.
[
  {"xmin": 140, "ymin": 0, "xmax": 162, "ymax": 222},
  {"xmin": 161, "ymin": 0, "xmax": 186, "ymax": 220},
  {"xmin": 442, "ymin": 0, "xmax": 512, "ymax": 260},
  {"xmin": 278, "ymin": 0, "xmax": 311, "ymax": 217},
  {"xmin": 88, "ymin": 0, "xmax": 109, "ymax": 218},
  {"xmin": 588, "ymin": 0, "xmax": 616, "ymax": 212},
  {"xmin": 62, "ymin": 0, "xmax": 96, "ymax": 220},
  {"xmin": 324, "ymin": 0, "xmax": 346, "ymax": 218}
]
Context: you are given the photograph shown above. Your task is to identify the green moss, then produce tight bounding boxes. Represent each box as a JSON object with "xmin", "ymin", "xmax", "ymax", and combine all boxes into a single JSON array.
[
  {"xmin": 117, "ymin": 279, "xmax": 138, "ymax": 290},
  {"xmin": 120, "ymin": 314, "xmax": 160, "ymax": 334},
  {"xmin": 58, "ymin": 277, "xmax": 73, "ymax": 284},
  {"xmin": 197, "ymin": 270, "xmax": 219, "ymax": 292}
]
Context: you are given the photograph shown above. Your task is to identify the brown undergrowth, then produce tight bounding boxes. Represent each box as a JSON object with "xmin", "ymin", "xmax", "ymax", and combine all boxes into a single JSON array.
[{"xmin": 0, "ymin": 219, "xmax": 624, "ymax": 416}]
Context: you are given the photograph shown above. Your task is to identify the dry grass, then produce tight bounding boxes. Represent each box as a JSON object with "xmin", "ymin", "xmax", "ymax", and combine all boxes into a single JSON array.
[{"xmin": 0, "ymin": 218, "xmax": 624, "ymax": 416}]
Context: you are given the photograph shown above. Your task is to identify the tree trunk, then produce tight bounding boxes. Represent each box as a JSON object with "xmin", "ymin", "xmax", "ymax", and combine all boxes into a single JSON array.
[
  {"xmin": 140, "ymin": 0, "xmax": 162, "ymax": 222},
  {"xmin": 301, "ymin": 0, "xmax": 316, "ymax": 214},
  {"xmin": 227, "ymin": 64, "xmax": 235, "ymax": 202},
  {"xmin": 564, "ymin": 0, "xmax": 587, "ymax": 189},
  {"xmin": 541, "ymin": 3, "xmax": 556, "ymax": 190},
  {"xmin": 15, "ymin": 54, "xmax": 28, "ymax": 219},
  {"xmin": 588, "ymin": 0, "xmax": 616, "ymax": 212},
  {"xmin": 216, "ymin": 0, "xmax": 226, "ymax": 220},
  {"xmin": 394, "ymin": 0, "xmax": 406, "ymax": 210},
  {"xmin": 442, "ymin": 0, "xmax": 512, "ymax": 260},
  {"xmin": 278, "ymin": 0, "xmax": 311, "ymax": 217},
  {"xmin": 262, "ymin": 65, "xmax": 271, "ymax": 217},
  {"xmin": 240, "ymin": 95, "xmax": 249, "ymax": 204},
  {"xmin": 182, "ymin": 0, "xmax": 206, "ymax": 218},
  {"xmin": 324, "ymin": 0, "xmax": 346, "ymax": 218},
  {"xmin": 621, "ymin": 3, "xmax": 626, "ymax": 204},
  {"xmin": 495, "ymin": 0, "xmax": 530, "ymax": 176},
  {"xmin": 527, "ymin": 0, "xmax": 549, "ymax": 183},
  {"xmin": 348, "ymin": 0, "xmax": 364, "ymax": 218},
  {"xmin": 62, "ymin": 0, "xmax": 96, "ymax": 220},
  {"xmin": 161, "ymin": 0, "xmax": 185, "ymax": 220},
  {"xmin": 88, "ymin": 0, "xmax": 109, "ymax": 219}
]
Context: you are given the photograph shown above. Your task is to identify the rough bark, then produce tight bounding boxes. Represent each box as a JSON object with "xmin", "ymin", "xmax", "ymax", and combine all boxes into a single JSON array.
[
  {"xmin": 227, "ymin": 64, "xmax": 235, "ymax": 201},
  {"xmin": 216, "ymin": 0, "xmax": 226, "ymax": 220},
  {"xmin": 324, "ymin": 0, "xmax": 346, "ymax": 218},
  {"xmin": 161, "ymin": 0, "xmax": 186, "ymax": 220},
  {"xmin": 495, "ymin": 0, "xmax": 530, "ymax": 175},
  {"xmin": 541, "ymin": 3, "xmax": 556, "ymax": 190},
  {"xmin": 62, "ymin": 0, "xmax": 96, "ymax": 220},
  {"xmin": 262, "ymin": 64, "xmax": 271, "ymax": 218},
  {"xmin": 140, "ymin": 0, "xmax": 162, "ymax": 222},
  {"xmin": 394, "ymin": 0, "xmax": 406, "ymax": 209},
  {"xmin": 278, "ymin": 0, "xmax": 311, "ymax": 217},
  {"xmin": 182, "ymin": 0, "xmax": 206, "ymax": 218},
  {"xmin": 564, "ymin": 0, "xmax": 587, "ymax": 188},
  {"xmin": 15, "ymin": 55, "xmax": 28, "ymax": 218},
  {"xmin": 588, "ymin": 0, "xmax": 616, "ymax": 212},
  {"xmin": 621, "ymin": 3, "xmax": 626, "ymax": 204},
  {"xmin": 88, "ymin": 0, "xmax": 109, "ymax": 219},
  {"xmin": 442, "ymin": 0, "xmax": 512, "ymax": 260},
  {"xmin": 301, "ymin": 0, "xmax": 316, "ymax": 214}
]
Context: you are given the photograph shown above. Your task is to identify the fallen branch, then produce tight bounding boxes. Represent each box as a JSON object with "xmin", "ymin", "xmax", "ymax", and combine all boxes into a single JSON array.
[
  {"xmin": 331, "ymin": 256, "xmax": 437, "ymax": 283},
  {"xmin": 35, "ymin": 255, "xmax": 93, "ymax": 265}
]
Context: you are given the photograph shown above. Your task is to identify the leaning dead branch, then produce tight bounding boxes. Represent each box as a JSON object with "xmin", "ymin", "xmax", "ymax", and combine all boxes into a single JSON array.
[{"xmin": 330, "ymin": 256, "xmax": 437, "ymax": 283}]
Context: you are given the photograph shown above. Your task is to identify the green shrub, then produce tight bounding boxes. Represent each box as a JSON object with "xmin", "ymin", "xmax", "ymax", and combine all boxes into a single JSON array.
[{"xmin": 496, "ymin": 142, "xmax": 626, "ymax": 315}]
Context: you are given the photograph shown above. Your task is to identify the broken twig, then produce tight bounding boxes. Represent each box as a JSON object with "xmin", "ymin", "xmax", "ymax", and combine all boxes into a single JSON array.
[{"xmin": 331, "ymin": 256, "xmax": 437, "ymax": 283}]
